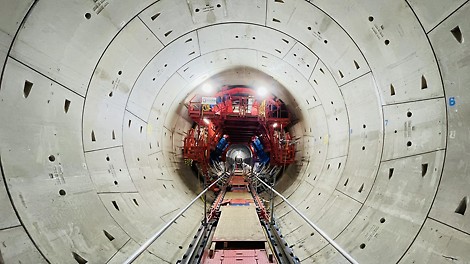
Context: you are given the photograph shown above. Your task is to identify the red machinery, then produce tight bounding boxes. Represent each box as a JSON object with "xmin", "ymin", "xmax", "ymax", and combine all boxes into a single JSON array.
[{"xmin": 183, "ymin": 86, "xmax": 296, "ymax": 176}]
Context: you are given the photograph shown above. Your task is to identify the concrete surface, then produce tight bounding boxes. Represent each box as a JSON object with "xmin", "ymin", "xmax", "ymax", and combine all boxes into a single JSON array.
[{"xmin": 0, "ymin": 0, "xmax": 469, "ymax": 263}]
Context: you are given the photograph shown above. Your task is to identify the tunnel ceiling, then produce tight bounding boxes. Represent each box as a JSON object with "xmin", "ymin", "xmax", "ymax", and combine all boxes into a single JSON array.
[{"xmin": 0, "ymin": 0, "xmax": 469, "ymax": 263}]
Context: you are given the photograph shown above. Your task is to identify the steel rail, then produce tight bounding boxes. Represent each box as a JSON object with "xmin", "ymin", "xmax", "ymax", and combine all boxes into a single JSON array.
[
  {"xmin": 254, "ymin": 175, "xmax": 359, "ymax": 264},
  {"xmin": 123, "ymin": 176, "xmax": 225, "ymax": 264}
]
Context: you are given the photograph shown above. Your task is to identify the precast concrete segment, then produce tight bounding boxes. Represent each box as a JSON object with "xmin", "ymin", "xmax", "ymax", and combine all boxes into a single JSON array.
[{"xmin": 0, "ymin": 0, "xmax": 469, "ymax": 263}]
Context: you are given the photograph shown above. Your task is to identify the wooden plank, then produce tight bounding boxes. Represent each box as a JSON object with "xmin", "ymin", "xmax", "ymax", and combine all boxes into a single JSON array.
[{"xmin": 213, "ymin": 206, "xmax": 266, "ymax": 242}]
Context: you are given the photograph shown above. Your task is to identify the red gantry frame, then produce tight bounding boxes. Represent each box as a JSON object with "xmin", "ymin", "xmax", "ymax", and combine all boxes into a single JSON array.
[{"xmin": 183, "ymin": 86, "xmax": 296, "ymax": 176}]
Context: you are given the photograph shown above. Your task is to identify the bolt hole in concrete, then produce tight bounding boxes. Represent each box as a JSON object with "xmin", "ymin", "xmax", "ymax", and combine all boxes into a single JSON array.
[
  {"xmin": 360, "ymin": 243, "xmax": 366, "ymax": 249},
  {"xmin": 23, "ymin": 80, "xmax": 33, "ymax": 98},
  {"xmin": 380, "ymin": 217, "xmax": 386, "ymax": 223},
  {"xmin": 114, "ymin": 180, "xmax": 118, "ymax": 185},
  {"xmin": 103, "ymin": 230, "xmax": 115, "ymax": 241},
  {"xmin": 385, "ymin": 39, "xmax": 390, "ymax": 45},
  {"xmin": 368, "ymin": 16, "xmax": 374, "ymax": 22},
  {"xmin": 407, "ymin": 111, "xmax": 412, "ymax": 117},
  {"xmin": 72, "ymin": 252, "xmax": 88, "ymax": 264},
  {"xmin": 422, "ymin": 163, "xmax": 428, "ymax": 177},
  {"xmin": 112, "ymin": 201, "xmax": 119, "ymax": 211},
  {"xmin": 420, "ymin": 75, "xmax": 428, "ymax": 89},
  {"xmin": 407, "ymin": 141, "xmax": 412, "ymax": 147},
  {"xmin": 389, "ymin": 168, "xmax": 394, "ymax": 179},
  {"xmin": 48, "ymin": 155, "xmax": 55, "ymax": 162},
  {"xmin": 84, "ymin": 13, "xmax": 91, "ymax": 19},
  {"xmin": 106, "ymin": 156, "xmax": 110, "ymax": 161},
  {"xmin": 455, "ymin": 196, "xmax": 468, "ymax": 215},
  {"xmin": 118, "ymin": 70, "xmax": 122, "ymax": 75},
  {"xmin": 451, "ymin": 25, "xmax": 464, "ymax": 43},
  {"xmin": 59, "ymin": 189, "xmax": 66, "ymax": 196},
  {"xmin": 390, "ymin": 84, "xmax": 396, "ymax": 96},
  {"xmin": 64, "ymin": 99, "xmax": 71, "ymax": 113}
]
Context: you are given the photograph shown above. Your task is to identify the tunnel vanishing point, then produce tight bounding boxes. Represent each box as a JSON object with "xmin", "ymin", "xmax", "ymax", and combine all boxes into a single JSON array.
[{"xmin": 0, "ymin": 0, "xmax": 469, "ymax": 263}]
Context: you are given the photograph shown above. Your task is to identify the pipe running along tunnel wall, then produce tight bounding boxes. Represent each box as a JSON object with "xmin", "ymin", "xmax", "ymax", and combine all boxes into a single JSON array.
[{"xmin": 0, "ymin": 0, "xmax": 469, "ymax": 263}]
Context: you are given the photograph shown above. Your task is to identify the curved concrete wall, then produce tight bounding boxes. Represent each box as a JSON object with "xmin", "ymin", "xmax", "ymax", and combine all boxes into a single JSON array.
[{"xmin": 0, "ymin": 0, "xmax": 468, "ymax": 263}]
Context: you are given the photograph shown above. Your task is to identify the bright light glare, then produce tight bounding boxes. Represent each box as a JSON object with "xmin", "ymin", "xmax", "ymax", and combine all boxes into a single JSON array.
[
  {"xmin": 202, "ymin": 84, "xmax": 213, "ymax": 93},
  {"xmin": 203, "ymin": 118, "xmax": 210, "ymax": 125},
  {"xmin": 273, "ymin": 123, "xmax": 278, "ymax": 128},
  {"xmin": 257, "ymin": 86, "xmax": 268, "ymax": 97}
]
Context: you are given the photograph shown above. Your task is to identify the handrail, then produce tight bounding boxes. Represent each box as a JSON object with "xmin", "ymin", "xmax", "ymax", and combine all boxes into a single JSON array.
[
  {"xmin": 253, "ymin": 175, "xmax": 359, "ymax": 264},
  {"xmin": 123, "ymin": 176, "xmax": 226, "ymax": 264}
]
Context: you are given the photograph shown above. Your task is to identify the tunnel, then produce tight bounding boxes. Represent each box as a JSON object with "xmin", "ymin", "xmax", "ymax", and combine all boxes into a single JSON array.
[{"xmin": 0, "ymin": 0, "xmax": 469, "ymax": 263}]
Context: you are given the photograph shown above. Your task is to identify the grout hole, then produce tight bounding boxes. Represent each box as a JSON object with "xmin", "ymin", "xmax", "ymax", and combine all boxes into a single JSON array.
[
  {"xmin": 360, "ymin": 243, "xmax": 366, "ymax": 249},
  {"xmin": 114, "ymin": 180, "xmax": 118, "ymax": 185},
  {"xmin": 195, "ymin": 8, "xmax": 200, "ymax": 12},
  {"xmin": 72, "ymin": 252, "xmax": 88, "ymax": 264},
  {"xmin": 49, "ymin": 155, "xmax": 56, "ymax": 162},
  {"xmin": 368, "ymin": 16, "xmax": 374, "ymax": 22},
  {"xmin": 103, "ymin": 230, "xmax": 115, "ymax": 241},
  {"xmin": 23, "ymin": 80, "xmax": 33, "ymax": 98},
  {"xmin": 106, "ymin": 156, "xmax": 110, "ymax": 162},
  {"xmin": 451, "ymin": 26, "xmax": 463, "ymax": 44},
  {"xmin": 324, "ymin": 39, "xmax": 328, "ymax": 44},
  {"xmin": 112, "ymin": 201, "xmax": 119, "ymax": 211},
  {"xmin": 59, "ymin": 189, "xmax": 66, "ymax": 196},
  {"xmin": 91, "ymin": 130, "xmax": 96, "ymax": 142},
  {"xmin": 362, "ymin": 146, "xmax": 366, "ymax": 151},
  {"xmin": 380, "ymin": 217, "xmax": 386, "ymax": 223},
  {"xmin": 407, "ymin": 141, "xmax": 412, "ymax": 147},
  {"xmin": 64, "ymin": 99, "xmax": 71, "ymax": 113},
  {"xmin": 118, "ymin": 70, "xmax": 122, "ymax": 76},
  {"xmin": 389, "ymin": 168, "xmax": 394, "ymax": 179},
  {"xmin": 421, "ymin": 75, "xmax": 428, "ymax": 89},
  {"xmin": 407, "ymin": 111, "xmax": 412, "ymax": 117},
  {"xmin": 455, "ymin": 196, "xmax": 468, "ymax": 215},
  {"xmin": 84, "ymin": 13, "xmax": 91, "ymax": 19},
  {"xmin": 384, "ymin": 39, "xmax": 390, "ymax": 45},
  {"xmin": 421, "ymin": 163, "xmax": 428, "ymax": 177}
]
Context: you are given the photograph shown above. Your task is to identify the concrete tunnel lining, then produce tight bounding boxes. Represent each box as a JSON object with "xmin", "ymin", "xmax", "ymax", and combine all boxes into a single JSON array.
[{"xmin": 0, "ymin": 0, "xmax": 469, "ymax": 263}]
